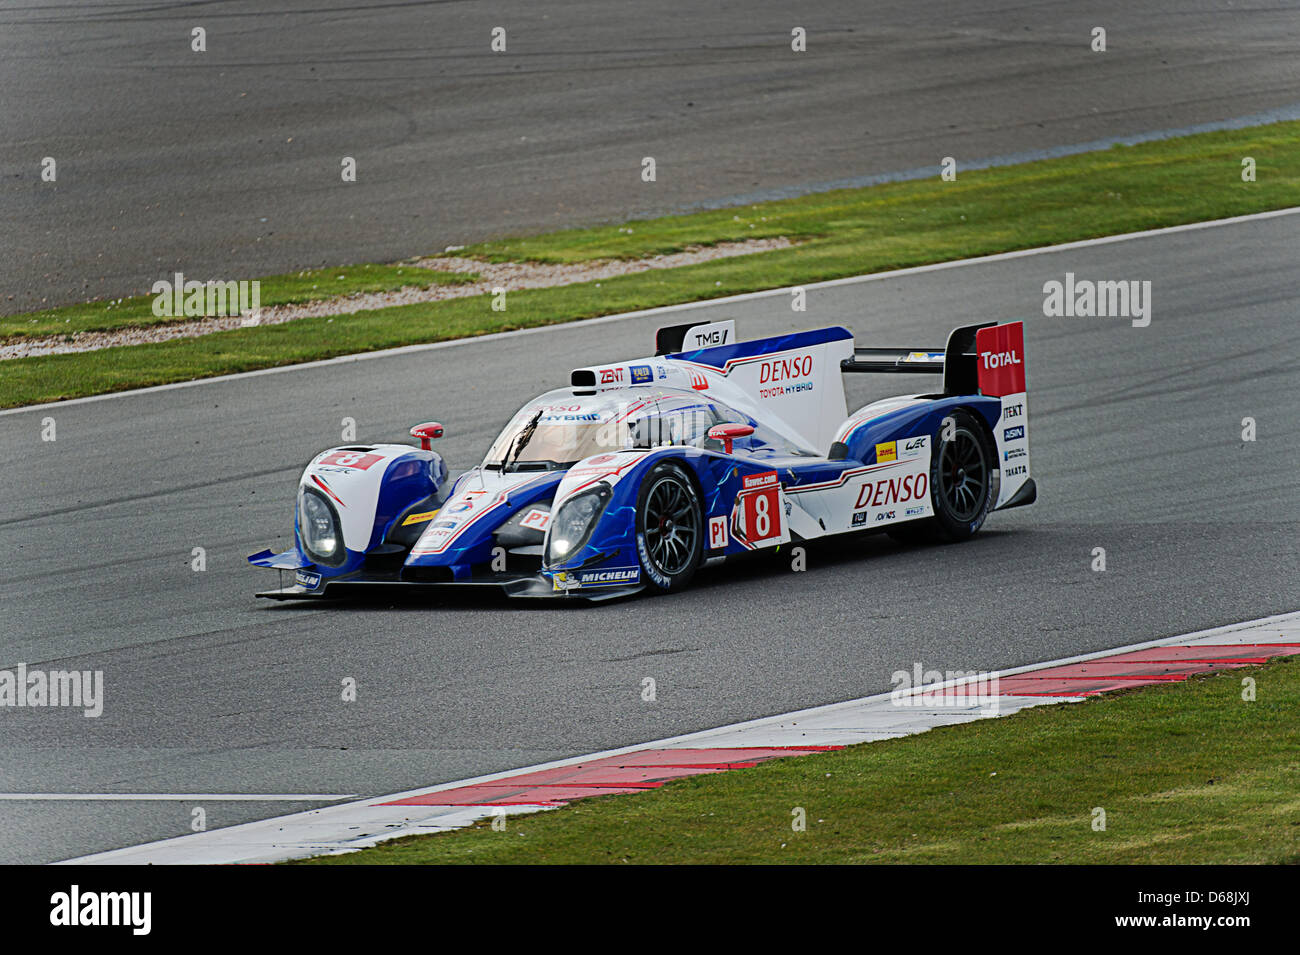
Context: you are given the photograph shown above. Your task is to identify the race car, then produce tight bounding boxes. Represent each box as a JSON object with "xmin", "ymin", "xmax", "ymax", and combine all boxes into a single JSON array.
[{"xmin": 248, "ymin": 317, "xmax": 1035, "ymax": 601}]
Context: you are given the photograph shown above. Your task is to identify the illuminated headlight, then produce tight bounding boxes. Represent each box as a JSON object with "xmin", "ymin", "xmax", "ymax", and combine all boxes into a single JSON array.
[
  {"xmin": 298, "ymin": 487, "xmax": 345, "ymax": 566},
  {"xmin": 546, "ymin": 484, "xmax": 611, "ymax": 565}
]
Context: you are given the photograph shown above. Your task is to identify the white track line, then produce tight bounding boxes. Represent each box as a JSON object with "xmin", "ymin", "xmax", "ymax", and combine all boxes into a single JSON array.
[
  {"xmin": 4, "ymin": 205, "xmax": 1297, "ymax": 418},
  {"xmin": 0, "ymin": 793, "xmax": 355, "ymax": 802},
  {"xmin": 58, "ymin": 609, "xmax": 1300, "ymax": 864}
]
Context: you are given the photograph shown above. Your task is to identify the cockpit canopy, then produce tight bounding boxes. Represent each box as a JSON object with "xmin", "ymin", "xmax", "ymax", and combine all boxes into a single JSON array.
[{"xmin": 482, "ymin": 387, "xmax": 809, "ymax": 471}]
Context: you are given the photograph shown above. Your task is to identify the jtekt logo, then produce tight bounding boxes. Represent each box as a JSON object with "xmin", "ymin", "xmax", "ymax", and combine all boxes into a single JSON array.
[{"xmin": 50, "ymin": 885, "xmax": 151, "ymax": 936}]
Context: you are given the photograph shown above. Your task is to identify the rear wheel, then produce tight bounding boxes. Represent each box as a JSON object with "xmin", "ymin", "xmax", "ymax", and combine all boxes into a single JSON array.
[
  {"xmin": 888, "ymin": 409, "xmax": 996, "ymax": 545},
  {"xmin": 634, "ymin": 461, "xmax": 704, "ymax": 593}
]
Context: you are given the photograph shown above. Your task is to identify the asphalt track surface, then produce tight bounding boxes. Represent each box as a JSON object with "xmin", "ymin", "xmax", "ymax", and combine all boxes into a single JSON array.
[
  {"xmin": 0, "ymin": 213, "xmax": 1297, "ymax": 863},
  {"xmin": 5, "ymin": 0, "xmax": 1300, "ymax": 313}
]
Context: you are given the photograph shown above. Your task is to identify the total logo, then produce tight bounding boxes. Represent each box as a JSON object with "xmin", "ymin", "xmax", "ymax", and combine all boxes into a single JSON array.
[
  {"xmin": 981, "ymin": 349, "xmax": 1021, "ymax": 370},
  {"xmin": 1004, "ymin": 425, "xmax": 1026, "ymax": 442}
]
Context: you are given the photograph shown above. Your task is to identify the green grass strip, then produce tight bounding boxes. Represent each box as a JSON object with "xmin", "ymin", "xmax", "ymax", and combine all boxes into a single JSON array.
[
  {"xmin": 5, "ymin": 120, "xmax": 1300, "ymax": 409},
  {"xmin": 300, "ymin": 656, "xmax": 1300, "ymax": 865}
]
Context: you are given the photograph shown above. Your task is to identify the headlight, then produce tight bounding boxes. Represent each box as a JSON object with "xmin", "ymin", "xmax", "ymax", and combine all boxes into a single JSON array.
[
  {"xmin": 546, "ymin": 484, "xmax": 611, "ymax": 565},
  {"xmin": 298, "ymin": 487, "xmax": 346, "ymax": 566}
]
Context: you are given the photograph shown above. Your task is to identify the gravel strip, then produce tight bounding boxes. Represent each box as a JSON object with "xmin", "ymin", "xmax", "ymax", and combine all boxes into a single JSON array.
[{"xmin": 2, "ymin": 238, "xmax": 792, "ymax": 361}]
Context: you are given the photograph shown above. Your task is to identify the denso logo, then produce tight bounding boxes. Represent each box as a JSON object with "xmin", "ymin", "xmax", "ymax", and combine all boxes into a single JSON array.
[
  {"xmin": 854, "ymin": 473, "xmax": 929, "ymax": 510},
  {"xmin": 1004, "ymin": 426, "xmax": 1025, "ymax": 441},
  {"xmin": 759, "ymin": 354, "xmax": 813, "ymax": 384},
  {"xmin": 981, "ymin": 350, "xmax": 1021, "ymax": 370}
]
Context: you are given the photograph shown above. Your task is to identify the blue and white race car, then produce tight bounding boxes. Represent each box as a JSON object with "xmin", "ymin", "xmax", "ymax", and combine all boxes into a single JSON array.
[{"xmin": 249, "ymin": 318, "xmax": 1035, "ymax": 601}]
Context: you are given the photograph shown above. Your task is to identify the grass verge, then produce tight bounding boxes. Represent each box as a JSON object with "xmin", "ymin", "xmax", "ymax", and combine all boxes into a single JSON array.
[
  {"xmin": 6, "ymin": 121, "xmax": 1300, "ymax": 409},
  {"xmin": 299, "ymin": 656, "xmax": 1300, "ymax": 864},
  {"xmin": 0, "ymin": 263, "xmax": 471, "ymax": 341}
]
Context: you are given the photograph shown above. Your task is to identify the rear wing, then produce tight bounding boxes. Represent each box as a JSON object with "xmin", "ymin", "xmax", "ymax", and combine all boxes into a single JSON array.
[{"xmin": 840, "ymin": 321, "xmax": 1024, "ymax": 397}]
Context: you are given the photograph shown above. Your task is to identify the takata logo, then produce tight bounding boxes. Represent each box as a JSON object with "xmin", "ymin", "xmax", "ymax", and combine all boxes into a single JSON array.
[
  {"xmin": 981, "ymin": 349, "xmax": 1021, "ymax": 370},
  {"xmin": 758, "ymin": 354, "xmax": 812, "ymax": 383}
]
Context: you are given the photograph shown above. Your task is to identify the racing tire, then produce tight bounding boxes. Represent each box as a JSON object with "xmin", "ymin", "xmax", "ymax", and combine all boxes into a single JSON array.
[
  {"xmin": 888, "ymin": 409, "xmax": 996, "ymax": 545},
  {"xmin": 634, "ymin": 460, "xmax": 704, "ymax": 593}
]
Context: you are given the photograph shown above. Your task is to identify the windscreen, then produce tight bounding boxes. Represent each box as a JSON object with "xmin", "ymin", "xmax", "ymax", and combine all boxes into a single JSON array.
[{"xmin": 483, "ymin": 388, "xmax": 810, "ymax": 471}]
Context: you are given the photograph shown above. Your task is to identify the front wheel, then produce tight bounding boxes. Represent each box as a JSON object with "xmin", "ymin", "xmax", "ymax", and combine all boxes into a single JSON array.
[
  {"xmin": 634, "ymin": 461, "xmax": 704, "ymax": 593},
  {"xmin": 888, "ymin": 409, "xmax": 996, "ymax": 545}
]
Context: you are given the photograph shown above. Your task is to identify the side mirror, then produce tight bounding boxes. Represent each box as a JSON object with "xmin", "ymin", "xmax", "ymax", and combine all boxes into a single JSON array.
[
  {"xmin": 707, "ymin": 423, "xmax": 755, "ymax": 454},
  {"xmin": 409, "ymin": 422, "xmax": 445, "ymax": 451}
]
